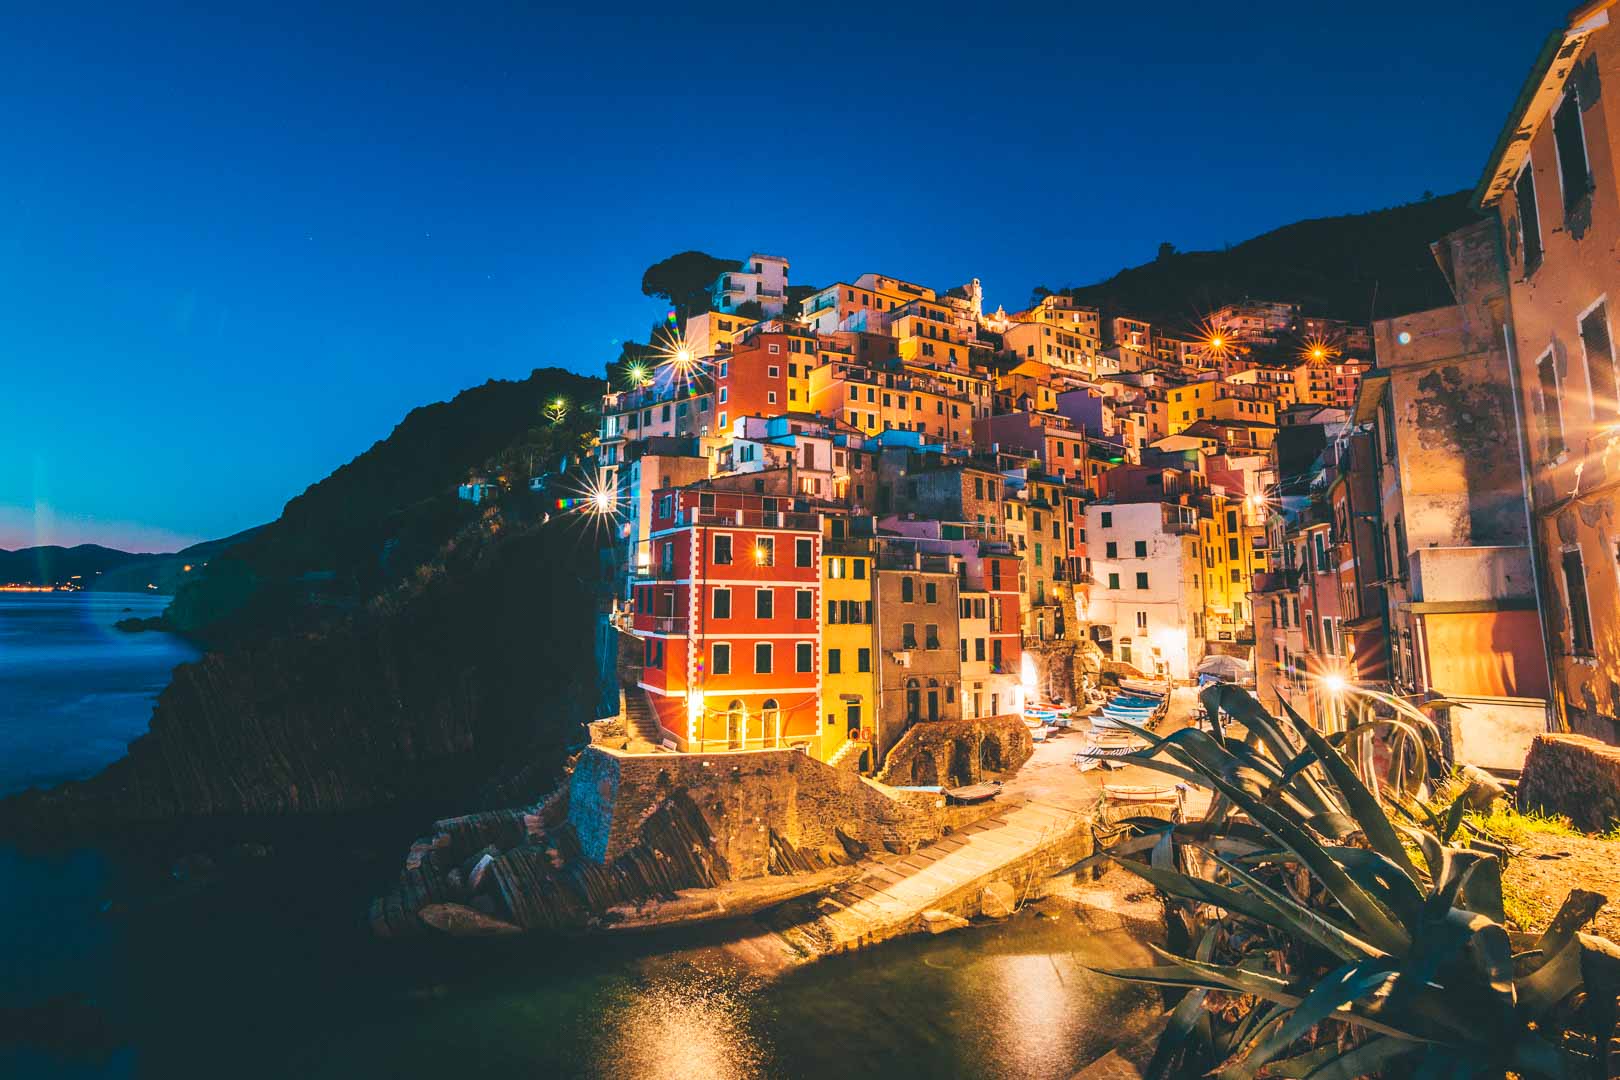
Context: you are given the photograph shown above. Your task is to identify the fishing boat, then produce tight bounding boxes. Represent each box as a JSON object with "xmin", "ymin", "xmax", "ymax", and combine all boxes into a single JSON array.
[{"xmin": 1118, "ymin": 678, "xmax": 1169, "ymax": 697}]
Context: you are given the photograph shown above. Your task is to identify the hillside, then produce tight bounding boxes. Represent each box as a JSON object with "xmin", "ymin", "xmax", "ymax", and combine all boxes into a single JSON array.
[
  {"xmin": 157, "ymin": 366, "xmax": 605, "ymax": 645},
  {"xmin": 0, "ymin": 544, "xmax": 158, "ymax": 588},
  {"xmin": 1059, "ymin": 191, "xmax": 1481, "ymax": 335},
  {"xmin": 0, "ymin": 365, "xmax": 612, "ymax": 835}
]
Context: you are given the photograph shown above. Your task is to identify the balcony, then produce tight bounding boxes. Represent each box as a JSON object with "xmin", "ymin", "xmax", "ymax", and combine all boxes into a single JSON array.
[
  {"xmin": 679, "ymin": 507, "xmax": 821, "ymax": 531},
  {"xmin": 652, "ymin": 615, "xmax": 688, "ymax": 634},
  {"xmin": 632, "ymin": 564, "xmax": 680, "ymax": 581}
]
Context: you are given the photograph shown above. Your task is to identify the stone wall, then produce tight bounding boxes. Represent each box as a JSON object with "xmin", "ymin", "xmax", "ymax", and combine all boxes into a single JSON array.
[
  {"xmin": 873, "ymin": 714, "xmax": 1034, "ymax": 788},
  {"xmin": 568, "ymin": 745, "xmax": 949, "ymax": 874},
  {"xmin": 1518, "ymin": 733, "xmax": 1620, "ymax": 832}
]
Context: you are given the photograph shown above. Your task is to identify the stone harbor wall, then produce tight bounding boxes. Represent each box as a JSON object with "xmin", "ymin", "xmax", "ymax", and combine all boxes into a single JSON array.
[
  {"xmin": 568, "ymin": 745, "xmax": 950, "ymax": 874},
  {"xmin": 873, "ymin": 714, "xmax": 1034, "ymax": 789},
  {"xmin": 1518, "ymin": 732, "xmax": 1620, "ymax": 832}
]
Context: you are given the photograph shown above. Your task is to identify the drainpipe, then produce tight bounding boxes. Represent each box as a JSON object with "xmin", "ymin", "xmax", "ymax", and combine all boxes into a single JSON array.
[{"xmin": 1501, "ymin": 323, "xmax": 1560, "ymax": 733}]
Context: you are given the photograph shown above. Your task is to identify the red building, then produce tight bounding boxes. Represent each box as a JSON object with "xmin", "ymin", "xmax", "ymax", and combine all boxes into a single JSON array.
[{"xmin": 632, "ymin": 487, "xmax": 823, "ymax": 751}]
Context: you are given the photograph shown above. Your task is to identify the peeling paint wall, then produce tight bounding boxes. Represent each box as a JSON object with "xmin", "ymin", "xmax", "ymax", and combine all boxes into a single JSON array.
[{"xmin": 1493, "ymin": 22, "xmax": 1620, "ymax": 743}]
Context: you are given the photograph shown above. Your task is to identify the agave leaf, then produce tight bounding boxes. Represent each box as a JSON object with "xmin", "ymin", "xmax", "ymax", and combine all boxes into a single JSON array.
[
  {"xmin": 1208, "ymin": 688, "xmax": 1342, "ymax": 814},
  {"xmin": 1517, "ymin": 933, "xmax": 1585, "ymax": 1020},
  {"xmin": 1235, "ymin": 963, "xmax": 1405, "ymax": 1079},
  {"xmin": 1455, "ymin": 854, "xmax": 1506, "ymax": 923},
  {"xmin": 1151, "ymin": 827, "xmax": 1176, "ymax": 873},
  {"xmin": 1116, "ymin": 723, "xmax": 1412, "ymax": 952},
  {"xmin": 1210, "ymin": 853, "xmax": 1383, "ymax": 961},
  {"xmin": 1439, "ymin": 792, "xmax": 1468, "ymax": 845},
  {"xmin": 1256, "ymin": 1044, "xmax": 1339, "ymax": 1078},
  {"xmin": 1143, "ymin": 985, "xmax": 1210, "ymax": 1080},
  {"xmin": 1088, "ymin": 963, "xmax": 1231, "ymax": 993},
  {"xmin": 1216, "ymin": 1002, "xmax": 1289, "ymax": 1077},
  {"xmin": 1508, "ymin": 1032, "xmax": 1572, "ymax": 1078},
  {"xmin": 1323, "ymin": 846, "xmax": 1427, "ymax": 927},
  {"xmin": 1299, "ymin": 1035, "xmax": 1425, "ymax": 1080},
  {"xmin": 1276, "ymin": 697, "xmax": 1423, "ymax": 884}
]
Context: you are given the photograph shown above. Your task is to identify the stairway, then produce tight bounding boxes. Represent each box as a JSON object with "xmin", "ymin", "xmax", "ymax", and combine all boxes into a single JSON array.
[
  {"xmin": 622, "ymin": 688, "xmax": 665, "ymax": 746},
  {"xmin": 827, "ymin": 738, "xmax": 867, "ymax": 773}
]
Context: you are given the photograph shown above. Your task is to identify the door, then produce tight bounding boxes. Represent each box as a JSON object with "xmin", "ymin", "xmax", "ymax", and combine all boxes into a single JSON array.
[
  {"xmin": 927, "ymin": 690, "xmax": 940, "ymax": 722},
  {"xmin": 846, "ymin": 703, "xmax": 861, "ymax": 738},
  {"xmin": 726, "ymin": 703, "xmax": 743, "ymax": 749}
]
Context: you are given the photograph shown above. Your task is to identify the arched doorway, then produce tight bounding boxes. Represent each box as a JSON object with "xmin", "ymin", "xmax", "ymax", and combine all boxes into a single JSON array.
[
  {"xmin": 910, "ymin": 749, "xmax": 938, "ymax": 786},
  {"xmin": 980, "ymin": 734, "xmax": 1004, "ymax": 773},
  {"xmin": 926, "ymin": 678, "xmax": 940, "ymax": 722},
  {"xmin": 726, "ymin": 700, "xmax": 744, "ymax": 749},
  {"xmin": 905, "ymin": 678, "xmax": 921, "ymax": 723},
  {"xmin": 761, "ymin": 699, "xmax": 780, "ymax": 748},
  {"xmin": 948, "ymin": 738, "xmax": 974, "ymax": 787}
]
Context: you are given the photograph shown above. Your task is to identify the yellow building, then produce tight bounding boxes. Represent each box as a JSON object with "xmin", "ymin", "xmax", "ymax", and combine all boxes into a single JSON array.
[{"xmin": 821, "ymin": 547, "xmax": 878, "ymax": 767}]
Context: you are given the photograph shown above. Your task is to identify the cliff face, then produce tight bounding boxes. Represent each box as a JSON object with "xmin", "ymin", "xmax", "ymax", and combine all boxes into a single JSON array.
[{"xmin": 0, "ymin": 521, "xmax": 606, "ymax": 835}]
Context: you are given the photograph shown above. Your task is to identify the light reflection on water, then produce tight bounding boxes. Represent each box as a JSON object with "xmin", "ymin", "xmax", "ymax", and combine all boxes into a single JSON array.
[{"xmin": 591, "ymin": 968, "xmax": 767, "ymax": 1080}]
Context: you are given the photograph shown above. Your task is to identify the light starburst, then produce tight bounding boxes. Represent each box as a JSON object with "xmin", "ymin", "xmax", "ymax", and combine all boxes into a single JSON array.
[{"xmin": 1299, "ymin": 334, "xmax": 1341, "ymax": 365}]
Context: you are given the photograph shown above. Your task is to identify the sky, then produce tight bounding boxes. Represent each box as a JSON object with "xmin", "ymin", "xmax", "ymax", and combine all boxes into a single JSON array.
[{"xmin": 0, "ymin": 1, "xmax": 1564, "ymax": 552}]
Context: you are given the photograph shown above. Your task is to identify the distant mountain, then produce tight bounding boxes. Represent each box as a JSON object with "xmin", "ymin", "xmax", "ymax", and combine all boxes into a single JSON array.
[
  {"xmin": 1056, "ymin": 191, "xmax": 1481, "ymax": 336},
  {"xmin": 0, "ymin": 530, "xmax": 265, "ymax": 594},
  {"xmin": 0, "ymin": 544, "xmax": 157, "ymax": 588}
]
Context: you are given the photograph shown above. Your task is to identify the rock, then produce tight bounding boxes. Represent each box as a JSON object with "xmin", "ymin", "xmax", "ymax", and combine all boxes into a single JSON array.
[
  {"xmin": 417, "ymin": 902, "xmax": 522, "ymax": 937},
  {"xmin": 920, "ymin": 909, "xmax": 969, "ymax": 934},
  {"xmin": 468, "ymin": 853, "xmax": 496, "ymax": 893},
  {"xmin": 1457, "ymin": 764, "xmax": 1507, "ymax": 810},
  {"xmin": 980, "ymin": 881, "xmax": 1017, "ymax": 919}
]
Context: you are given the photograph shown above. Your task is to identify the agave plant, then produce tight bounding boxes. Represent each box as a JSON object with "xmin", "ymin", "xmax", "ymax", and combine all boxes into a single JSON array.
[{"xmin": 1091, "ymin": 684, "xmax": 1620, "ymax": 1079}]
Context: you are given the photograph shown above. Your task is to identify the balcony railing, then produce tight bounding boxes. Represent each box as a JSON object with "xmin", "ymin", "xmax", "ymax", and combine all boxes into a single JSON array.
[
  {"xmin": 679, "ymin": 507, "xmax": 821, "ymax": 531},
  {"xmin": 632, "ymin": 564, "xmax": 680, "ymax": 580},
  {"xmin": 652, "ymin": 615, "xmax": 688, "ymax": 634}
]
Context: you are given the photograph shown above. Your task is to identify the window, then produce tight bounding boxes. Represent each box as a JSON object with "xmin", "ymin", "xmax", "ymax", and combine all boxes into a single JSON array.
[
  {"xmin": 901, "ymin": 577, "xmax": 914, "ymax": 602},
  {"xmin": 902, "ymin": 622, "xmax": 918, "ymax": 649},
  {"xmin": 1108, "ymin": 572, "xmax": 1120, "ymax": 589},
  {"xmin": 1553, "ymin": 87, "xmax": 1592, "ymax": 213},
  {"xmin": 925, "ymin": 623, "xmax": 940, "ymax": 649},
  {"xmin": 1134, "ymin": 540, "xmax": 1147, "ymax": 558},
  {"xmin": 853, "ymin": 559, "xmax": 866, "ymax": 580},
  {"xmin": 1582, "ymin": 301, "xmax": 1616, "ymax": 420},
  {"xmin": 711, "ymin": 588, "xmax": 731, "ymax": 620},
  {"xmin": 1515, "ymin": 160, "xmax": 1542, "ymax": 274},
  {"xmin": 975, "ymin": 638, "xmax": 986, "ymax": 661},
  {"xmin": 713, "ymin": 534, "xmax": 733, "ymax": 565},
  {"xmin": 1563, "ymin": 548, "xmax": 1595, "ymax": 655},
  {"xmin": 712, "ymin": 643, "xmax": 731, "ymax": 674},
  {"xmin": 796, "ymin": 589, "xmax": 813, "ymax": 619},
  {"xmin": 991, "ymin": 639, "xmax": 1003, "ymax": 668},
  {"xmin": 755, "ymin": 537, "xmax": 774, "ymax": 566},
  {"xmin": 797, "ymin": 642, "xmax": 813, "ymax": 672},
  {"xmin": 1135, "ymin": 572, "xmax": 1149, "ymax": 590},
  {"xmin": 924, "ymin": 581, "xmax": 937, "ymax": 604},
  {"xmin": 857, "ymin": 647, "xmax": 871, "ymax": 672},
  {"xmin": 1105, "ymin": 541, "xmax": 1117, "ymax": 558},
  {"xmin": 1136, "ymin": 610, "xmax": 1148, "ymax": 631},
  {"xmin": 796, "ymin": 537, "xmax": 813, "ymax": 566},
  {"xmin": 754, "ymin": 643, "xmax": 773, "ymax": 673},
  {"xmin": 1100, "ymin": 511, "xmax": 1112, "ymax": 528},
  {"xmin": 755, "ymin": 588, "xmax": 773, "ymax": 619},
  {"xmin": 1537, "ymin": 349, "xmax": 1565, "ymax": 457}
]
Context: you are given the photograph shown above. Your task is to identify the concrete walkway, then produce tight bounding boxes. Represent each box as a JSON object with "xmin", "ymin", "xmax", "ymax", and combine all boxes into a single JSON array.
[{"xmin": 775, "ymin": 687, "xmax": 1201, "ymax": 956}]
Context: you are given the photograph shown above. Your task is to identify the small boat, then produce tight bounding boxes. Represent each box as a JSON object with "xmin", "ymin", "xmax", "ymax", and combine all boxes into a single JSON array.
[
  {"xmin": 1118, "ymin": 679, "xmax": 1169, "ymax": 696},
  {"xmin": 945, "ymin": 781, "xmax": 1002, "ymax": 805}
]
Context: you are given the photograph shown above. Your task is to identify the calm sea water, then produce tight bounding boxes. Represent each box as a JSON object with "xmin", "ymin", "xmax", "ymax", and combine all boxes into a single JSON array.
[{"xmin": 0, "ymin": 593, "xmax": 1157, "ymax": 1080}]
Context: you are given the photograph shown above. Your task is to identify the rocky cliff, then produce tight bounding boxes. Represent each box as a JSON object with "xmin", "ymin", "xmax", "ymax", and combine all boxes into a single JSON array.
[{"xmin": 0, "ymin": 520, "xmax": 607, "ymax": 836}]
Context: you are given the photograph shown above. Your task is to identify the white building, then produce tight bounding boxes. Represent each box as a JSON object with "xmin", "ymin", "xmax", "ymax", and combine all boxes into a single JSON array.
[
  {"xmin": 712, "ymin": 254, "xmax": 790, "ymax": 317},
  {"xmin": 1084, "ymin": 500, "xmax": 1205, "ymax": 680}
]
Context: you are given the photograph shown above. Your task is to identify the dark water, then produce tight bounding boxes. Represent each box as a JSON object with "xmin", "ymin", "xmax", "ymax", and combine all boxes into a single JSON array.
[{"xmin": 1, "ymin": 593, "xmax": 1159, "ymax": 1079}]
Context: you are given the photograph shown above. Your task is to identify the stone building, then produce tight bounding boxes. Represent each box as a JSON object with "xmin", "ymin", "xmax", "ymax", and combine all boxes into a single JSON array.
[
  {"xmin": 1477, "ymin": 2, "xmax": 1620, "ymax": 742},
  {"xmin": 872, "ymin": 544, "xmax": 963, "ymax": 764}
]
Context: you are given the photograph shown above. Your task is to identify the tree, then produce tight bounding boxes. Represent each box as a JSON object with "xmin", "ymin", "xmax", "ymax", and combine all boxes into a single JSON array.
[
  {"xmin": 640, "ymin": 251, "xmax": 740, "ymax": 325},
  {"xmin": 1156, "ymin": 241, "xmax": 1177, "ymax": 261},
  {"xmin": 1029, "ymin": 285, "xmax": 1053, "ymax": 305}
]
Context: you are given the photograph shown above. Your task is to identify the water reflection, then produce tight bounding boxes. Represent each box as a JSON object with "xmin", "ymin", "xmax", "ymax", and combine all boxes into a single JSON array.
[{"xmin": 592, "ymin": 968, "xmax": 766, "ymax": 1080}]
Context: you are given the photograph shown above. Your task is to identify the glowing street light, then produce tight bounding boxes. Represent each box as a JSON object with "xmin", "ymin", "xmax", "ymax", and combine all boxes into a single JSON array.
[{"xmin": 1321, "ymin": 672, "xmax": 1347, "ymax": 696}]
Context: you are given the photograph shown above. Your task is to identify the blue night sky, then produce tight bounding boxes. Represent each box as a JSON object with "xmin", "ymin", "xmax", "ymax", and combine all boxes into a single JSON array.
[{"xmin": 1, "ymin": 1, "xmax": 1561, "ymax": 552}]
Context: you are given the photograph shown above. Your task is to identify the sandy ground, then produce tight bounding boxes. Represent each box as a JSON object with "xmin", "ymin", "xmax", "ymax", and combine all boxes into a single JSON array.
[{"xmin": 1502, "ymin": 830, "xmax": 1620, "ymax": 945}]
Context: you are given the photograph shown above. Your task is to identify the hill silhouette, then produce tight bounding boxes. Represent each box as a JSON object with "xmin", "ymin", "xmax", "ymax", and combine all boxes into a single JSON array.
[{"xmin": 1055, "ymin": 191, "xmax": 1480, "ymax": 336}]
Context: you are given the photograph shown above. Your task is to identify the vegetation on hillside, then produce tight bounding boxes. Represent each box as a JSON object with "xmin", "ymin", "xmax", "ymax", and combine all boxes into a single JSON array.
[
  {"xmin": 158, "ymin": 366, "xmax": 604, "ymax": 645},
  {"xmin": 1053, "ymin": 192, "xmax": 1481, "ymax": 334}
]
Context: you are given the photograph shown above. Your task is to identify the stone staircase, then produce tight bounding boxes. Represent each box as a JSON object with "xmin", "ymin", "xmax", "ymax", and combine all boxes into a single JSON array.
[
  {"xmin": 621, "ymin": 688, "xmax": 664, "ymax": 746},
  {"xmin": 827, "ymin": 738, "xmax": 869, "ymax": 773}
]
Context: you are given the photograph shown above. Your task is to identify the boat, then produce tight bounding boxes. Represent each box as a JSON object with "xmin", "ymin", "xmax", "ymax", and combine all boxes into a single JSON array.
[
  {"xmin": 1118, "ymin": 678, "xmax": 1169, "ymax": 696},
  {"xmin": 944, "ymin": 781, "xmax": 1002, "ymax": 805}
]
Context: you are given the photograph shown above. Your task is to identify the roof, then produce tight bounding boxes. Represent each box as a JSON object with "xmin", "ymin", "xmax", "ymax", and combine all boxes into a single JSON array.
[
  {"xmin": 1352, "ymin": 371, "xmax": 1391, "ymax": 424},
  {"xmin": 1473, "ymin": 5, "xmax": 1612, "ymax": 208}
]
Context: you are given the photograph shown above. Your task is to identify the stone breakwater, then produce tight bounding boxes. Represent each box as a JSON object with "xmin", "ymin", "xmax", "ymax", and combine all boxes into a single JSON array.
[{"xmin": 370, "ymin": 744, "xmax": 970, "ymax": 938}]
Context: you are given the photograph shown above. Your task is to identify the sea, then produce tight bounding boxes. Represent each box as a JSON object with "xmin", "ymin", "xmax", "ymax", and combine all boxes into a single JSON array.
[{"xmin": 0, "ymin": 591, "xmax": 1157, "ymax": 1080}]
